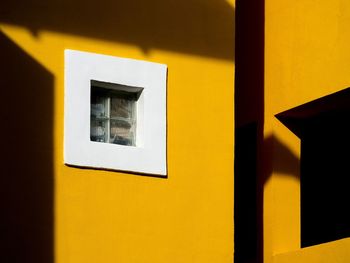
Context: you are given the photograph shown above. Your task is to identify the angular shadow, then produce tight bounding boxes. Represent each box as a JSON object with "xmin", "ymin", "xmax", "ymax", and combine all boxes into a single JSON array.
[
  {"xmin": 234, "ymin": 0, "xmax": 264, "ymax": 262},
  {"xmin": 0, "ymin": 31, "xmax": 54, "ymax": 263},
  {"xmin": 277, "ymin": 88, "xmax": 350, "ymax": 247},
  {"xmin": 0, "ymin": 0, "xmax": 234, "ymax": 61},
  {"xmin": 268, "ymin": 135, "xmax": 299, "ymax": 179}
]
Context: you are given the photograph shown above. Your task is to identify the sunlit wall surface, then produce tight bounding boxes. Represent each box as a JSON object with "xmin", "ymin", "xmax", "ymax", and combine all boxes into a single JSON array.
[{"xmin": 0, "ymin": 1, "xmax": 235, "ymax": 262}]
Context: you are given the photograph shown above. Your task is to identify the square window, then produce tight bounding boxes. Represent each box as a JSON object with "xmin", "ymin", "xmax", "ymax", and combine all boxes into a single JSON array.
[
  {"xmin": 90, "ymin": 80, "xmax": 142, "ymax": 146},
  {"xmin": 64, "ymin": 50, "xmax": 167, "ymax": 175}
]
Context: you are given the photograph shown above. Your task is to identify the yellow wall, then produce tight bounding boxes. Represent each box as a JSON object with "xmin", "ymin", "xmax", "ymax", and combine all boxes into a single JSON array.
[
  {"xmin": 265, "ymin": 0, "xmax": 350, "ymax": 262},
  {"xmin": 9, "ymin": 0, "xmax": 350, "ymax": 262},
  {"xmin": 0, "ymin": 1, "xmax": 234, "ymax": 262},
  {"xmin": 274, "ymin": 238, "xmax": 350, "ymax": 263}
]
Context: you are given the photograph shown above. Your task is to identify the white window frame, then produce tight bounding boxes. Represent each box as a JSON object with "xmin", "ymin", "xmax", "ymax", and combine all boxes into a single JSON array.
[{"xmin": 64, "ymin": 49, "xmax": 167, "ymax": 176}]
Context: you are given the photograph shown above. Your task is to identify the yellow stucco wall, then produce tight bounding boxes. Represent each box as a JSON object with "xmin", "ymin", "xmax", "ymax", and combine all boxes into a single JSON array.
[
  {"xmin": 265, "ymin": 0, "xmax": 350, "ymax": 262},
  {"xmin": 0, "ymin": 1, "xmax": 234, "ymax": 262},
  {"xmin": 8, "ymin": 0, "xmax": 350, "ymax": 262},
  {"xmin": 274, "ymin": 238, "xmax": 350, "ymax": 263}
]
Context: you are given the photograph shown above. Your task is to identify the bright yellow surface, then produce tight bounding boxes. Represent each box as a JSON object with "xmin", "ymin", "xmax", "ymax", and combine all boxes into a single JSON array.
[
  {"xmin": 275, "ymin": 238, "xmax": 350, "ymax": 263},
  {"xmin": 265, "ymin": 0, "xmax": 350, "ymax": 262},
  {"xmin": 0, "ymin": 1, "xmax": 234, "ymax": 262}
]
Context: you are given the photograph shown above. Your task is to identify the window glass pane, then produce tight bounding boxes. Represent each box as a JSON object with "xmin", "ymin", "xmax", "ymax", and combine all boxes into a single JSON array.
[
  {"xmin": 110, "ymin": 119, "xmax": 135, "ymax": 146},
  {"xmin": 91, "ymin": 95, "xmax": 108, "ymax": 118},
  {"xmin": 110, "ymin": 97, "xmax": 134, "ymax": 120},
  {"xmin": 110, "ymin": 96, "xmax": 136, "ymax": 146},
  {"xmin": 90, "ymin": 119, "xmax": 108, "ymax": 143},
  {"xmin": 91, "ymin": 84, "xmax": 138, "ymax": 146}
]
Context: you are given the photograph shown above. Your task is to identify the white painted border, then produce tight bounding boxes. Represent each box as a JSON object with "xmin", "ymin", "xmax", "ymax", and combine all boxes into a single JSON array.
[{"xmin": 64, "ymin": 49, "xmax": 167, "ymax": 176}]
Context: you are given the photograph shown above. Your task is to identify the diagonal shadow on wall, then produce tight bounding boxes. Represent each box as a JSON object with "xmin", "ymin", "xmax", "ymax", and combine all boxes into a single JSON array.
[
  {"xmin": 0, "ymin": 31, "xmax": 54, "ymax": 263},
  {"xmin": 0, "ymin": 0, "xmax": 234, "ymax": 61}
]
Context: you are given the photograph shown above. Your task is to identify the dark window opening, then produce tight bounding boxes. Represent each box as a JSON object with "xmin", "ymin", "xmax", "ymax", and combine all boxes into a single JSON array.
[{"xmin": 90, "ymin": 80, "xmax": 143, "ymax": 146}]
